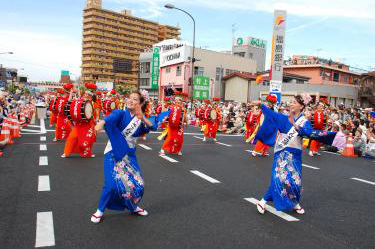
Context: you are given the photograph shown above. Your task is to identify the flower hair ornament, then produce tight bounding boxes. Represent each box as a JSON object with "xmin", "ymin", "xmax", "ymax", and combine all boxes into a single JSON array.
[
  {"xmin": 300, "ymin": 93, "xmax": 312, "ymax": 106},
  {"xmin": 140, "ymin": 89, "xmax": 149, "ymax": 101}
]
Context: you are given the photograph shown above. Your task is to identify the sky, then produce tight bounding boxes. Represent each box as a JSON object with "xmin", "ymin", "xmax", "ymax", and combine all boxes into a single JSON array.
[{"xmin": 0, "ymin": 0, "xmax": 374, "ymax": 81}]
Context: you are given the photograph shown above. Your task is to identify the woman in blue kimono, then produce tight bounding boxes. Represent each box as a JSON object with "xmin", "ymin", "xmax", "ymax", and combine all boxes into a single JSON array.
[
  {"xmin": 91, "ymin": 91, "xmax": 158, "ymax": 223},
  {"xmin": 255, "ymin": 94, "xmax": 315, "ymax": 215}
]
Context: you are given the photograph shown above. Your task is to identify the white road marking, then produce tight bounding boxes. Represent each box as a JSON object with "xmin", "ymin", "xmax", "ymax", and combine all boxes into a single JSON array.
[
  {"xmin": 27, "ymin": 125, "xmax": 40, "ymax": 128},
  {"xmin": 160, "ymin": 155, "xmax": 178, "ymax": 163},
  {"xmin": 323, "ymin": 151, "xmax": 339, "ymax": 155},
  {"xmin": 151, "ymin": 131, "xmax": 243, "ymax": 137},
  {"xmin": 22, "ymin": 133, "xmax": 42, "ymax": 135},
  {"xmin": 244, "ymin": 198, "xmax": 299, "ymax": 222},
  {"xmin": 138, "ymin": 144, "xmax": 152, "ymax": 150},
  {"xmin": 190, "ymin": 170, "xmax": 220, "ymax": 183},
  {"xmin": 40, "ymin": 144, "xmax": 47, "ymax": 151},
  {"xmin": 35, "ymin": 212, "xmax": 55, "ymax": 247},
  {"xmin": 46, "ymin": 130, "xmax": 55, "ymax": 132},
  {"xmin": 215, "ymin": 142, "xmax": 232, "ymax": 147},
  {"xmin": 302, "ymin": 164, "xmax": 320, "ymax": 170},
  {"xmin": 39, "ymin": 156, "xmax": 48, "ymax": 166},
  {"xmin": 22, "ymin": 128, "xmax": 41, "ymax": 133},
  {"xmin": 40, "ymin": 119, "xmax": 46, "ymax": 134},
  {"xmin": 351, "ymin": 177, "xmax": 375, "ymax": 186},
  {"xmin": 40, "ymin": 136, "xmax": 46, "ymax": 141},
  {"xmin": 38, "ymin": 175, "xmax": 50, "ymax": 191},
  {"xmin": 194, "ymin": 136, "xmax": 203, "ymax": 140}
]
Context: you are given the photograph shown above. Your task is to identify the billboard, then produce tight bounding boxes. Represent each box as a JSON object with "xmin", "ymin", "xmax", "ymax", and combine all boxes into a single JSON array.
[{"xmin": 154, "ymin": 39, "xmax": 192, "ymax": 68}]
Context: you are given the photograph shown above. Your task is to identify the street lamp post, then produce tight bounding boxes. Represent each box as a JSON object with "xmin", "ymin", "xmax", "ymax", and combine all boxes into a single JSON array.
[{"xmin": 164, "ymin": 4, "xmax": 195, "ymax": 101}]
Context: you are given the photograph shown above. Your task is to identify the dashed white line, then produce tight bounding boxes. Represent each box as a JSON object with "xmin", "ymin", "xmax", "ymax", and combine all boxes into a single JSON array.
[
  {"xmin": 40, "ymin": 136, "xmax": 46, "ymax": 141},
  {"xmin": 38, "ymin": 175, "xmax": 51, "ymax": 191},
  {"xmin": 160, "ymin": 155, "xmax": 178, "ymax": 163},
  {"xmin": 35, "ymin": 212, "xmax": 55, "ymax": 247},
  {"xmin": 40, "ymin": 144, "xmax": 47, "ymax": 151},
  {"xmin": 215, "ymin": 142, "xmax": 232, "ymax": 147},
  {"xmin": 302, "ymin": 164, "xmax": 320, "ymax": 170},
  {"xmin": 244, "ymin": 198, "xmax": 299, "ymax": 222},
  {"xmin": 40, "ymin": 119, "xmax": 46, "ymax": 134},
  {"xmin": 39, "ymin": 156, "xmax": 48, "ymax": 166},
  {"xmin": 138, "ymin": 144, "xmax": 152, "ymax": 150},
  {"xmin": 27, "ymin": 125, "xmax": 41, "ymax": 128},
  {"xmin": 351, "ymin": 177, "xmax": 375, "ymax": 186},
  {"xmin": 190, "ymin": 170, "xmax": 220, "ymax": 183},
  {"xmin": 193, "ymin": 136, "xmax": 203, "ymax": 140}
]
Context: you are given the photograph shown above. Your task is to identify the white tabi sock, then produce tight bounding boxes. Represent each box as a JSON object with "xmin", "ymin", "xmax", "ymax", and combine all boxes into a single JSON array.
[
  {"xmin": 94, "ymin": 209, "xmax": 103, "ymax": 217},
  {"xmin": 259, "ymin": 198, "xmax": 267, "ymax": 206}
]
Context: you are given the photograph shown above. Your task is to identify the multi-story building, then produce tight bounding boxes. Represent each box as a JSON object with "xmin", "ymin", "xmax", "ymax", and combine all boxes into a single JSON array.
[
  {"xmin": 139, "ymin": 39, "xmax": 257, "ymax": 99},
  {"xmin": 82, "ymin": 0, "xmax": 180, "ymax": 88},
  {"xmin": 359, "ymin": 71, "xmax": 375, "ymax": 108},
  {"xmin": 232, "ymin": 36, "xmax": 267, "ymax": 73}
]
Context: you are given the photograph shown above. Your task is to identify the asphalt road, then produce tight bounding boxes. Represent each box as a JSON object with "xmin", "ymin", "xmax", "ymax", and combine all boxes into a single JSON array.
[{"xmin": 1, "ymin": 119, "xmax": 375, "ymax": 248}]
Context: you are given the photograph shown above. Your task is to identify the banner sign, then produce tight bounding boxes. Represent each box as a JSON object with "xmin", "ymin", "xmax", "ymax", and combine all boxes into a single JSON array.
[
  {"xmin": 151, "ymin": 47, "xmax": 160, "ymax": 89},
  {"xmin": 270, "ymin": 9, "xmax": 287, "ymax": 104},
  {"xmin": 193, "ymin": 76, "xmax": 210, "ymax": 100},
  {"xmin": 61, "ymin": 70, "xmax": 70, "ymax": 76}
]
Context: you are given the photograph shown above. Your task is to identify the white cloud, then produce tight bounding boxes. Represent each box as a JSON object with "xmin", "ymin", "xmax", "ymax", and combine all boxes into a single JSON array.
[
  {"xmin": 106, "ymin": 0, "xmax": 375, "ymax": 19},
  {"xmin": 0, "ymin": 30, "xmax": 81, "ymax": 81}
]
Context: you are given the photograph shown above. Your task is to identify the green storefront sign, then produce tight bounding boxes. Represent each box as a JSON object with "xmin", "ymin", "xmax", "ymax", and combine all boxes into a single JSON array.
[
  {"xmin": 237, "ymin": 37, "xmax": 266, "ymax": 50},
  {"xmin": 151, "ymin": 47, "xmax": 160, "ymax": 89},
  {"xmin": 193, "ymin": 76, "xmax": 210, "ymax": 100}
]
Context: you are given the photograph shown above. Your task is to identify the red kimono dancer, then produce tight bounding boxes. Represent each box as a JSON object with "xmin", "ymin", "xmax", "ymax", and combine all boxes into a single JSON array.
[
  {"xmin": 309, "ymin": 109, "xmax": 325, "ymax": 156},
  {"xmin": 55, "ymin": 96, "xmax": 71, "ymax": 141},
  {"xmin": 49, "ymin": 98, "xmax": 57, "ymax": 127},
  {"xmin": 160, "ymin": 104, "xmax": 185, "ymax": 155},
  {"xmin": 245, "ymin": 111, "xmax": 257, "ymax": 140},
  {"xmin": 252, "ymin": 111, "xmax": 270, "ymax": 157}
]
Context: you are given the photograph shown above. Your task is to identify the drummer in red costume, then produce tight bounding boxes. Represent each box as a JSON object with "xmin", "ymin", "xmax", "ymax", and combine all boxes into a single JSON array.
[
  {"xmin": 93, "ymin": 91, "xmax": 102, "ymax": 122},
  {"xmin": 159, "ymin": 97, "xmax": 170, "ymax": 129},
  {"xmin": 54, "ymin": 84, "xmax": 73, "ymax": 141},
  {"xmin": 199, "ymin": 101, "xmax": 208, "ymax": 131},
  {"xmin": 103, "ymin": 90, "xmax": 117, "ymax": 116},
  {"xmin": 159, "ymin": 92, "xmax": 188, "ymax": 156},
  {"xmin": 61, "ymin": 83, "xmax": 97, "ymax": 158},
  {"xmin": 202, "ymin": 98, "xmax": 221, "ymax": 142},
  {"xmin": 251, "ymin": 95, "xmax": 277, "ymax": 157},
  {"xmin": 309, "ymin": 101, "xmax": 327, "ymax": 157}
]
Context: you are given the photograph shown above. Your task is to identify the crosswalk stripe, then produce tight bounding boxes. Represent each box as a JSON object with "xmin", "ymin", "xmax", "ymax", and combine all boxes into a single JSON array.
[
  {"xmin": 40, "ymin": 136, "xmax": 46, "ymax": 141},
  {"xmin": 160, "ymin": 155, "xmax": 178, "ymax": 163},
  {"xmin": 138, "ymin": 144, "xmax": 152, "ymax": 150},
  {"xmin": 190, "ymin": 170, "xmax": 220, "ymax": 183},
  {"xmin": 244, "ymin": 198, "xmax": 299, "ymax": 222},
  {"xmin": 39, "ymin": 156, "xmax": 48, "ymax": 166},
  {"xmin": 40, "ymin": 144, "xmax": 47, "ymax": 151},
  {"xmin": 38, "ymin": 175, "xmax": 50, "ymax": 191},
  {"xmin": 35, "ymin": 212, "xmax": 55, "ymax": 247},
  {"xmin": 302, "ymin": 164, "xmax": 320, "ymax": 170},
  {"xmin": 351, "ymin": 177, "xmax": 375, "ymax": 186}
]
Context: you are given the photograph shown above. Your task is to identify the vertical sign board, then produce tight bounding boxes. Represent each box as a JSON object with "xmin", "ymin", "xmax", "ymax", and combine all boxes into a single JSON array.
[
  {"xmin": 270, "ymin": 10, "xmax": 287, "ymax": 104},
  {"xmin": 193, "ymin": 76, "xmax": 210, "ymax": 100},
  {"xmin": 151, "ymin": 47, "xmax": 160, "ymax": 89}
]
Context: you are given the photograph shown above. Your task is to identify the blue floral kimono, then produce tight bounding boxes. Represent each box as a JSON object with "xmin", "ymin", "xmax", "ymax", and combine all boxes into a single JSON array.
[
  {"xmin": 97, "ymin": 109, "xmax": 158, "ymax": 212},
  {"xmin": 255, "ymin": 105, "xmax": 336, "ymax": 211}
]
